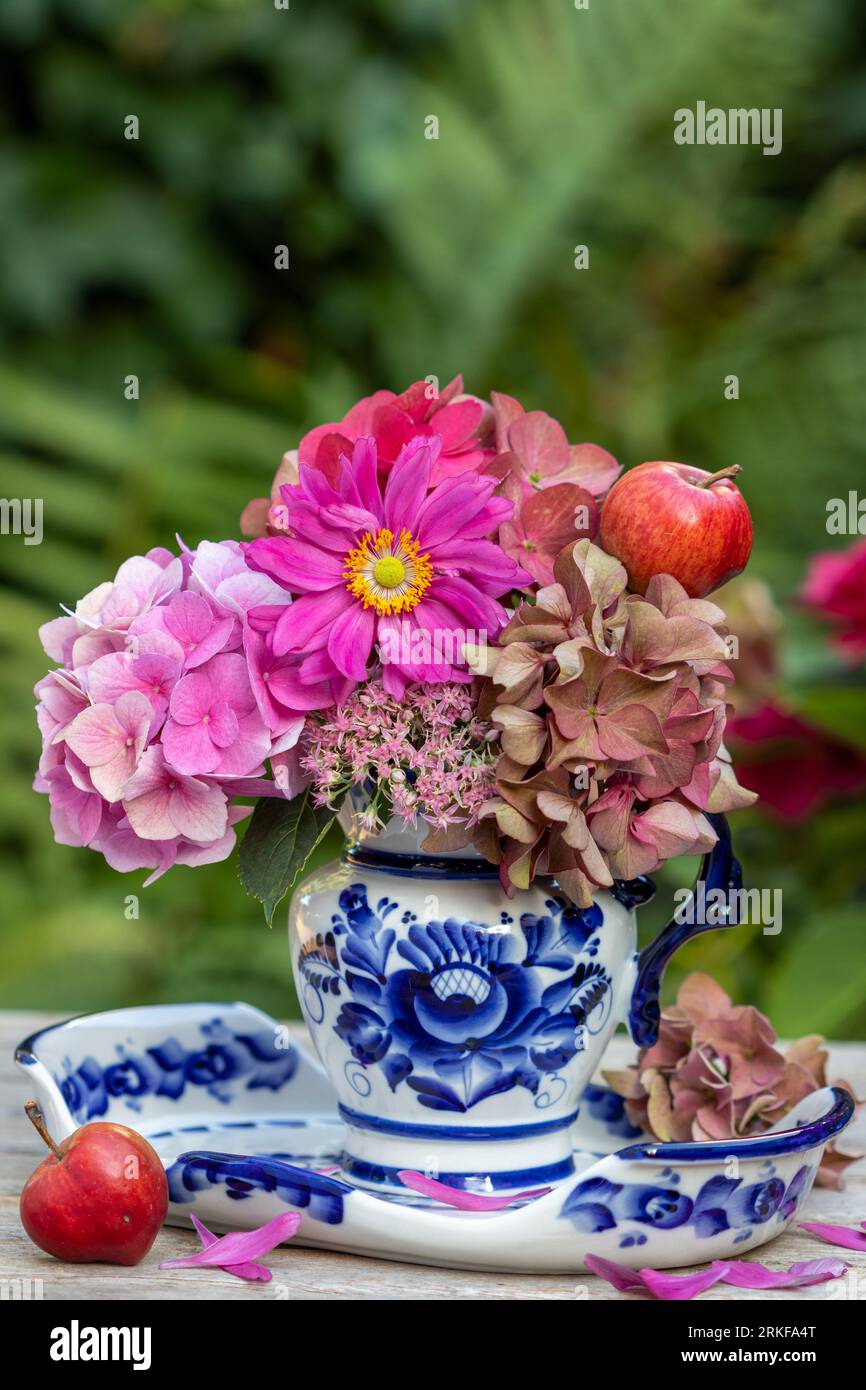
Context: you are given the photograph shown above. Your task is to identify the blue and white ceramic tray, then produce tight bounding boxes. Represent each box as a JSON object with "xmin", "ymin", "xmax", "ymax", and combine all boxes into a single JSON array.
[{"xmin": 15, "ymin": 1003, "xmax": 854, "ymax": 1274}]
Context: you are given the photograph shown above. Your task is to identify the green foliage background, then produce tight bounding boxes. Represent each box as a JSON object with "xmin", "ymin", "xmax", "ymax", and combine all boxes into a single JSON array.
[{"xmin": 1, "ymin": 0, "xmax": 864, "ymax": 1032}]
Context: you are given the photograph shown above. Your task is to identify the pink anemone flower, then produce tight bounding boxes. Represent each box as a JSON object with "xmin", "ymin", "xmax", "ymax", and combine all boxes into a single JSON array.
[{"xmin": 245, "ymin": 436, "xmax": 529, "ymax": 699}]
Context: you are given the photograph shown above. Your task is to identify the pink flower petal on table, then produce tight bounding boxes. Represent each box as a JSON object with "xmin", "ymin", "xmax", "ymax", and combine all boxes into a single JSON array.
[
  {"xmin": 397, "ymin": 1171, "xmax": 551, "ymax": 1210},
  {"xmin": 800, "ymin": 1220, "xmax": 866, "ymax": 1251},
  {"xmin": 186, "ymin": 1214, "xmax": 272, "ymax": 1283},
  {"xmin": 721, "ymin": 1257, "xmax": 847, "ymax": 1289},
  {"xmin": 586, "ymin": 1253, "xmax": 848, "ymax": 1300},
  {"xmin": 160, "ymin": 1211, "xmax": 301, "ymax": 1273},
  {"xmin": 585, "ymin": 1255, "xmax": 726, "ymax": 1300}
]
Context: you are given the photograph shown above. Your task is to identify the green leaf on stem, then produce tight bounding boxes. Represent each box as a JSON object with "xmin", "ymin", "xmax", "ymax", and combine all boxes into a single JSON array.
[{"xmin": 238, "ymin": 792, "xmax": 335, "ymax": 927}]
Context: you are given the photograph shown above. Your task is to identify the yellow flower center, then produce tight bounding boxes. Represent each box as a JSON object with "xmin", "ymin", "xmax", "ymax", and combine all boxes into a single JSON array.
[
  {"xmin": 373, "ymin": 555, "xmax": 406, "ymax": 589},
  {"xmin": 344, "ymin": 527, "xmax": 433, "ymax": 615}
]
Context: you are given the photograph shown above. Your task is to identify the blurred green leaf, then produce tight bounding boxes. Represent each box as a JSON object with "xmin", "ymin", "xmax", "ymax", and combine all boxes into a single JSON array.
[
  {"xmin": 765, "ymin": 906, "xmax": 866, "ymax": 1036},
  {"xmin": 794, "ymin": 686, "xmax": 866, "ymax": 752}
]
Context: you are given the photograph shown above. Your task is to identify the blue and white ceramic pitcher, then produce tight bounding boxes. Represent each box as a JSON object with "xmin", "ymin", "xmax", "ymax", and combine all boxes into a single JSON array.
[{"xmin": 289, "ymin": 805, "xmax": 743, "ymax": 1194}]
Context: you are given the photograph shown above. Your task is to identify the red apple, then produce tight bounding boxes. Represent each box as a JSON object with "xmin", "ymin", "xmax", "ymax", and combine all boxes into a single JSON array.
[
  {"xmin": 19, "ymin": 1101, "xmax": 168, "ymax": 1265},
  {"xmin": 600, "ymin": 461, "xmax": 753, "ymax": 598}
]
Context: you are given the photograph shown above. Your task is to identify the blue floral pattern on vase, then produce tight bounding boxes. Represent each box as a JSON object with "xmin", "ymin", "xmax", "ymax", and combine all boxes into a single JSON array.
[
  {"xmin": 55, "ymin": 1017, "xmax": 298, "ymax": 1122},
  {"xmin": 297, "ymin": 883, "xmax": 612, "ymax": 1114},
  {"xmin": 560, "ymin": 1162, "xmax": 813, "ymax": 1243}
]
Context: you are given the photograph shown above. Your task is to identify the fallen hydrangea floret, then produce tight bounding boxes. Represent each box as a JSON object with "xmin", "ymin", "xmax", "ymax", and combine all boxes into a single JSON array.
[
  {"xmin": 585, "ymin": 1253, "xmax": 847, "ymax": 1300},
  {"xmin": 397, "ymin": 1170, "xmax": 551, "ymax": 1210},
  {"xmin": 799, "ymin": 1219, "xmax": 866, "ymax": 1252},
  {"xmin": 603, "ymin": 970, "xmax": 862, "ymax": 1187},
  {"xmin": 159, "ymin": 1211, "xmax": 300, "ymax": 1281}
]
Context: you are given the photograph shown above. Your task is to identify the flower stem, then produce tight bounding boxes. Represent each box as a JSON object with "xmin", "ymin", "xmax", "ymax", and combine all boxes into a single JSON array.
[
  {"xmin": 24, "ymin": 1100, "xmax": 64, "ymax": 1160},
  {"xmin": 696, "ymin": 465, "xmax": 742, "ymax": 488}
]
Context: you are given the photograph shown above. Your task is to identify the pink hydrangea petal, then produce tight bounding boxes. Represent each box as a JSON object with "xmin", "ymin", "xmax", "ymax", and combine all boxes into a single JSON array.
[
  {"xmin": 267, "ymin": 664, "xmax": 343, "ymax": 713},
  {"xmin": 560, "ymin": 442, "xmax": 621, "ymax": 496},
  {"xmin": 169, "ymin": 670, "xmax": 213, "ymax": 726},
  {"xmin": 39, "ymin": 614, "xmax": 81, "ymax": 663},
  {"xmin": 184, "ymin": 616, "xmax": 235, "ymax": 669},
  {"xmin": 268, "ymin": 747, "xmax": 309, "ymax": 798},
  {"xmin": 204, "ymin": 651, "xmax": 257, "ymax": 714},
  {"xmin": 508, "ymin": 411, "xmax": 570, "ymax": 477},
  {"xmin": 207, "ymin": 700, "xmax": 241, "ymax": 748},
  {"xmin": 167, "ymin": 775, "xmax": 229, "ymax": 842},
  {"xmin": 122, "ymin": 749, "xmax": 228, "ymax": 842},
  {"xmin": 397, "ymin": 1171, "xmax": 551, "ymax": 1210},
  {"xmin": 161, "ymin": 717, "xmax": 221, "ymax": 775},
  {"xmin": 64, "ymin": 703, "xmax": 126, "ymax": 768},
  {"xmin": 161, "ymin": 593, "xmax": 233, "ymax": 668},
  {"xmin": 89, "ymin": 741, "xmax": 141, "ymax": 803},
  {"xmin": 799, "ymin": 1221, "xmax": 866, "ymax": 1251},
  {"xmin": 210, "ymin": 710, "xmax": 270, "ymax": 776}
]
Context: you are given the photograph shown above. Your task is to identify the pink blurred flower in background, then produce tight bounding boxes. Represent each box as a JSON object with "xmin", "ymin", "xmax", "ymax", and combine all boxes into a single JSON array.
[
  {"xmin": 727, "ymin": 702, "xmax": 866, "ymax": 821},
  {"xmin": 800, "ymin": 538, "xmax": 866, "ymax": 665}
]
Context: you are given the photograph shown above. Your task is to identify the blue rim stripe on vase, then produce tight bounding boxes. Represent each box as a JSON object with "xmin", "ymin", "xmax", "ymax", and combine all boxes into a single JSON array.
[
  {"xmin": 343, "ymin": 843, "xmax": 502, "ymax": 879},
  {"xmin": 337, "ymin": 1102, "xmax": 580, "ymax": 1141}
]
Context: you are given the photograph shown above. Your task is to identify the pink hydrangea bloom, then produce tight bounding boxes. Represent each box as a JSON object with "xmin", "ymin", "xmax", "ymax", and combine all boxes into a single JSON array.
[
  {"xmin": 34, "ymin": 542, "xmax": 302, "ymax": 884},
  {"xmin": 245, "ymin": 435, "xmax": 528, "ymax": 699}
]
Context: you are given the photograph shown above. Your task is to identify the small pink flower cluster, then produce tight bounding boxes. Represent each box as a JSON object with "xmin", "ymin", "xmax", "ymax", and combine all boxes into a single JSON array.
[
  {"xmin": 35, "ymin": 542, "xmax": 304, "ymax": 882},
  {"xmin": 300, "ymin": 682, "xmax": 496, "ymax": 830}
]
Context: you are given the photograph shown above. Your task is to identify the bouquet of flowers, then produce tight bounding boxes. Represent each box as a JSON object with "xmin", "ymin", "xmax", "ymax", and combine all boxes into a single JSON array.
[{"xmin": 34, "ymin": 378, "xmax": 756, "ymax": 920}]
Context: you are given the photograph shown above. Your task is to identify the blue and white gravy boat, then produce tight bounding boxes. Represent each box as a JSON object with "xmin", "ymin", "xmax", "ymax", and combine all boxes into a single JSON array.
[{"xmin": 15, "ymin": 1003, "xmax": 854, "ymax": 1274}]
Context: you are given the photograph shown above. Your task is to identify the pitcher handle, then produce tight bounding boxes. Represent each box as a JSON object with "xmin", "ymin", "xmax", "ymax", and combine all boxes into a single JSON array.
[{"xmin": 627, "ymin": 813, "xmax": 743, "ymax": 1048}]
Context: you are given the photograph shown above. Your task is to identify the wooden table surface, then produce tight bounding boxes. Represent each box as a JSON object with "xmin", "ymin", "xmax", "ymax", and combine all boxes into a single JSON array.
[{"xmin": 1, "ymin": 1011, "xmax": 864, "ymax": 1301}]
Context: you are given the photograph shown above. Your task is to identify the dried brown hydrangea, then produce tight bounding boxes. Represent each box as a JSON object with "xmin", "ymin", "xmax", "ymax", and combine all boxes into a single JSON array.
[{"xmin": 452, "ymin": 538, "xmax": 756, "ymax": 905}]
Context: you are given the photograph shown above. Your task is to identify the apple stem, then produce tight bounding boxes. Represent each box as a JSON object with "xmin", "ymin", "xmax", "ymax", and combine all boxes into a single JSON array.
[
  {"xmin": 696, "ymin": 464, "xmax": 742, "ymax": 488},
  {"xmin": 24, "ymin": 1100, "xmax": 64, "ymax": 1161}
]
